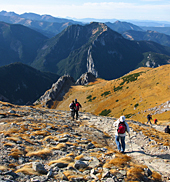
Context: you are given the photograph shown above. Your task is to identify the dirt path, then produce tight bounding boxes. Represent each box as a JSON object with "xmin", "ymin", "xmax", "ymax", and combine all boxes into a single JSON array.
[{"xmin": 78, "ymin": 113, "xmax": 170, "ymax": 181}]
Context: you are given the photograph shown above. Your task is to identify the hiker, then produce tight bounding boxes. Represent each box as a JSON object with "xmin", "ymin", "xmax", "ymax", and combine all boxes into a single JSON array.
[
  {"xmin": 154, "ymin": 119, "xmax": 158, "ymax": 124},
  {"xmin": 147, "ymin": 114, "xmax": 152, "ymax": 124},
  {"xmin": 114, "ymin": 115, "xmax": 130, "ymax": 154},
  {"xmin": 165, "ymin": 125, "xmax": 170, "ymax": 134},
  {"xmin": 74, "ymin": 99, "xmax": 82, "ymax": 120},
  {"xmin": 69, "ymin": 100, "xmax": 75, "ymax": 120}
]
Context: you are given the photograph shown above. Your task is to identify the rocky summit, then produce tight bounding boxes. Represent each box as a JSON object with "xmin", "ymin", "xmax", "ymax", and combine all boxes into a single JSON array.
[{"xmin": 0, "ymin": 101, "xmax": 169, "ymax": 182}]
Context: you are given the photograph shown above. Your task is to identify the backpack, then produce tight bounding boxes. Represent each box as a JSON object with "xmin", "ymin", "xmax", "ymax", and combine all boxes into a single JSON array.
[
  {"xmin": 70, "ymin": 103, "xmax": 75, "ymax": 110},
  {"xmin": 75, "ymin": 102, "xmax": 80, "ymax": 111},
  {"xmin": 117, "ymin": 121, "xmax": 127, "ymax": 134}
]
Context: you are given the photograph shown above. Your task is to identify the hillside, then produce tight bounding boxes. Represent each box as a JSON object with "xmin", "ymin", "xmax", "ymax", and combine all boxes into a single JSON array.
[
  {"xmin": 49, "ymin": 64, "xmax": 170, "ymax": 124},
  {"xmin": 0, "ymin": 22, "xmax": 47, "ymax": 67},
  {"xmin": 0, "ymin": 62, "xmax": 59, "ymax": 105},
  {"xmin": 32, "ymin": 22, "xmax": 170, "ymax": 80}
]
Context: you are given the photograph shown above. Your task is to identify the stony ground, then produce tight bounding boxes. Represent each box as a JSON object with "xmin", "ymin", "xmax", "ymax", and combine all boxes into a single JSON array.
[{"xmin": 0, "ymin": 102, "xmax": 169, "ymax": 182}]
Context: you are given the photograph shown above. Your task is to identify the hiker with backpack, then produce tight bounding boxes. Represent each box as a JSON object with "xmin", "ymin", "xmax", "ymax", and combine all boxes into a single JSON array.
[
  {"xmin": 69, "ymin": 100, "xmax": 76, "ymax": 120},
  {"xmin": 165, "ymin": 125, "xmax": 170, "ymax": 134},
  {"xmin": 74, "ymin": 99, "xmax": 82, "ymax": 120},
  {"xmin": 114, "ymin": 115, "xmax": 130, "ymax": 154},
  {"xmin": 147, "ymin": 114, "xmax": 152, "ymax": 124}
]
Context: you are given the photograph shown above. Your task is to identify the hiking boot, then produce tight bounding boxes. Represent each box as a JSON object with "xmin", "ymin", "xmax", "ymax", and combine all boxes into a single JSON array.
[{"xmin": 121, "ymin": 151, "xmax": 125, "ymax": 154}]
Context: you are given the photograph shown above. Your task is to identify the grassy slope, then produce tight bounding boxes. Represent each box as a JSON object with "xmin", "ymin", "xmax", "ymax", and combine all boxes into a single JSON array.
[{"xmin": 53, "ymin": 65, "xmax": 170, "ymax": 125}]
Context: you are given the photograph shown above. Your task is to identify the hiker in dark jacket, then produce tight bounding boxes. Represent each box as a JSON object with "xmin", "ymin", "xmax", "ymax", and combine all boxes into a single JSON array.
[
  {"xmin": 114, "ymin": 116, "xmax": 130, "ymax": 154},
  {"xmin": 74, "ymin": 99, "xmax": 82, "ymax": 120},
  {"xmin": 69, "ymin": 100, "xmax": 76, "ymax": 120},
  {"xmin": 165, "ymin": 125, "xmax": 170, "ymax": 134},
  {"xmin": 147, "ymin": 114, "xmax": 152, "ymax": 124}
]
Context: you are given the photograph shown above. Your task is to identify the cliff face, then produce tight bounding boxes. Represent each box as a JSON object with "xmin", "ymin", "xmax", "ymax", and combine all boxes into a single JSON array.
[{"xmin": 34, "ymin": 75, "xmax": 75, "ymax": 108}]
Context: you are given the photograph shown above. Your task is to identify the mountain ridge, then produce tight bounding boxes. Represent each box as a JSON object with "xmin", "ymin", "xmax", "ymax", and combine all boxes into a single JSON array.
[
  {"xmin": 32, "ymin": 22, "xmax": 170, "ymax": 80},
  {"xmin": 0, "ymin": 62, "xmax": 59, "ymax": 105}
]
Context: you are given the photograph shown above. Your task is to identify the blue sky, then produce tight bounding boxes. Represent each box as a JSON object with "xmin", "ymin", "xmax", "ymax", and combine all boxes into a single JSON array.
[{"xmin": 0, "ymin": 0, "xmax": 170, "ymax": 21}]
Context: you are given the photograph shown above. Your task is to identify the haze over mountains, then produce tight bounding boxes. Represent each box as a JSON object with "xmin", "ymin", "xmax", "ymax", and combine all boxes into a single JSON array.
[{"xmin": 0, "ymin": 10, "xmax": 170, "ymax": 104}]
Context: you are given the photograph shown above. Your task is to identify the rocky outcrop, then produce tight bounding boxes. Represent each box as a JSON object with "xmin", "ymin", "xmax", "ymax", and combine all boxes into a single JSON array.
[
  {"xmin": 75, "ymin": 72, "xmax": 96, "ymax": 85},
  {"xmin": 34, "ymin": 75, "xmax": 75, "ymax": 108}
]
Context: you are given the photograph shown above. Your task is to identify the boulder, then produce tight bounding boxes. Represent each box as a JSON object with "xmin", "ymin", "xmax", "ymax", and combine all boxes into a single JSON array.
[{"xmin": 76, "ymin": 72, "xmax": 96, "ymax": 85}]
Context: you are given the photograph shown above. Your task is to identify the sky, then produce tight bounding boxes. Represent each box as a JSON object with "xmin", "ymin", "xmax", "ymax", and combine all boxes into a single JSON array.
[{"xmin": 0, "ymin": 0, "xmax": 170, "ymax": 22}]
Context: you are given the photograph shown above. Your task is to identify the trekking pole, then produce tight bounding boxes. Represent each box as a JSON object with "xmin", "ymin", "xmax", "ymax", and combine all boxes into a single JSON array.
[{"xmin": 129, "ymin": 133, "xmax": 133, "ymax": 152}]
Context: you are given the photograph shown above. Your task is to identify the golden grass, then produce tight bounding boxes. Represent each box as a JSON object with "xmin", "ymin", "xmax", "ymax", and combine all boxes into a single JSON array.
[
  {"xmin": 52, "ymin": 65, "xmax": 170, "ymax": 126},
  {"xmin": 15, "ymin": 164, "xmax": 39, "ymax": 175},
  {"xmin": 4, "ymin": 142, "xmax": 15, "ymax": 147},
  {"xmin": 63, "ymin": 170, "xmax": 86, "ymax": 181},
  {"xmin": 48, "ymin": 156, "xmax": 74, "ymax": 166},
  {"xmin": 8, "ymin": 149, "xmax": 24, "ymax": 159},
  {"xmin": 43, "ymin": 135, "xmax": 58, "ymax": 141},
  {"xmin": 104, "ymin": 154, "xmax": 131, "ymax": 168},
  {"xmin": 0, "ymin": 165, "xmax": 8, "ymax": 171},
  {"xmin": 51, "ymin": 143, "xmax": 66, "ymax": 150},
  {"xmin": 6, "ymin": 136, "xmax": 21, "ymax": 142},
  {"xmin": 26, "ymin": 148, "xmax": 51, "ymax": 158},
  {"xmin": 151, "ymin": 171, "xmax": 162, "ymax": 181},
  {"xmin": 3, "ymin": 128, "xmax": 19, "ymax": 136},
  {"xmin": 90, "ymin": 151, "xmax": 103, "ymax": 159},
  {"xmin": 66, "ymin": 152, "xmax": 75, "ymax": 158},
  {"xmin": 75, "ymin": 154, "xmax": 84, "ymax": 160},
  {"xmin": 126, "ymin": 167, "xmax": 144, "ymax": 181},
  {"xmin": 30, "ymin": 130, "xmax": 50, "ymax": 136}
]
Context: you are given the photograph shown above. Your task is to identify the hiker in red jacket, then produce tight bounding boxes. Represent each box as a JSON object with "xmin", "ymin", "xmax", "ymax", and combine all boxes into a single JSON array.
[
  {"xmin": 74, "ymin": 99, "xmax": 82, "ymax": 120},
  {"xmin": 114, "ymin": 116, "xmax": 130, "ymax": 154}
]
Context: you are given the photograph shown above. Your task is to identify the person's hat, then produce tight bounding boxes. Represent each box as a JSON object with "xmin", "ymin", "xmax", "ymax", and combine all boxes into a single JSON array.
[
  {"xmin": 75, "ymin": 99, "xmax": 77, "ymax": 102},
  {"xmin": 119, "ymin": 116, "xmax": 126, "ymax": 122}
]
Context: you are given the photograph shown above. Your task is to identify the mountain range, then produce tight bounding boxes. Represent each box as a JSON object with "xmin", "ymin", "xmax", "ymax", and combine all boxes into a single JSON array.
[
  {"xmin": 0, "ymin": 11, "xmax": 170, "ymax": 104},
  {"xmin": 1, "ymin": 20, "xmax": 170, "ymax": 81},
  {"xmin": 0, "ymin": 11, "xmax": 82, "ymax": 38}
]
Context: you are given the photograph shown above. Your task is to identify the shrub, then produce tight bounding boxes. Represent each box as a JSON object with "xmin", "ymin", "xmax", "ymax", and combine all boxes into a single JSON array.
[
  {"xmin": 99, "ymin": 109, "xmax": 111, "ymax": 116},
  {"xmin": 121, "ymin": 72, "xmax": 142, "ymax": 85},
  {"xmin": 125, "ymin": 113, "xmax": 134, "ymax": 118},
  {"xmin": 134, "ymin": 103, "xmax": 139, "ymax": 108},
  {"xmin": 101, "ymin": 91, "xmax": 111, "ymax": 97},
  {"xmin": 113, "ymin": 86, "xmax": 123, "ymax": 92},
  {"xmin": 86, "ymin": 95, "xmax": 96, "ymax": 102}
]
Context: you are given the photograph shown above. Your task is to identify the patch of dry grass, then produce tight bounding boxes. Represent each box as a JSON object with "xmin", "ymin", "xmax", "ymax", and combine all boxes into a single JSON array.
[
  {"xmin": 0, "ymin": 165, "xmax": 8, "ymax": 171},
  {"xmin": 8, "ymin": 148, "xmax": 24, "ymax": 159},
  {"xmin": 126, "ymin": 167, "xmax": 144, "ymax": 181},
  {"xmin": 104, "ymin": 154, "xmax": 131, "ymax": 169},
  {"xmin": 30, "ymin": 130, "xmax": 50, "ymax": 136},
  {"xmin": 48, "ymin": 156, "xmax": 74, "ymax": 166},
  {"xmin": 51, "ymin": 143, "xmax": 66, "ymax": 150},
  {"xmin": 63, "ymin": 170, "xmax": 86, "ymax": 181},
  {"xmin": 15, "ymin": 164, "xmax": 39, "ymax": 175},
  {"xmin": 151, "ymin": 171, "xmax": 162, "ymax": 181},
  {"xmin": 26, "ymin": 148, "xmax": 51, "ymax": 158}
]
